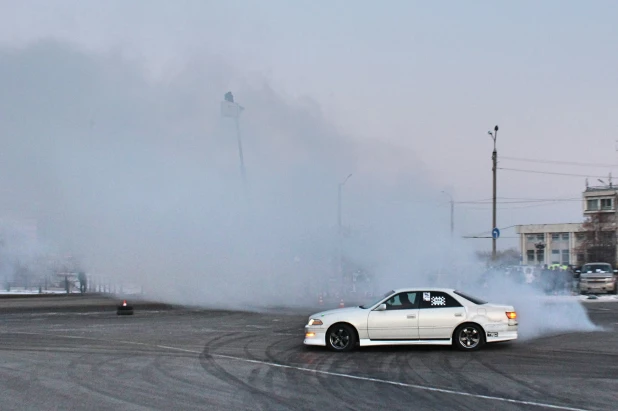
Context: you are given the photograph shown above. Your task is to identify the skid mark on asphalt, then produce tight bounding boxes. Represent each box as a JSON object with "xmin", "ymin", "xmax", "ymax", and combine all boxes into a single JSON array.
[{"xmin": 1, "ymin": 331, "xmax": 592, "ymax": 411}]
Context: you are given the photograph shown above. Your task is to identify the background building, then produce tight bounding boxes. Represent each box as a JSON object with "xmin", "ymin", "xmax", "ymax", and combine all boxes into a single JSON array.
[
  {"xmin": 516, "ymin": 182, "xmax": 618, "ymax": 266},
  {"xmin": 516, "ymin": 223, "xmax": 581, "ymax": 266}
]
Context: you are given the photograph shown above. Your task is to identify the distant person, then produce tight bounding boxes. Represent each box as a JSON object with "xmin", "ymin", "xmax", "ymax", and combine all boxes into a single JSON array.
[{"xmin": 78, "ymin": 272, "xmax": 87, "ymax": 294}]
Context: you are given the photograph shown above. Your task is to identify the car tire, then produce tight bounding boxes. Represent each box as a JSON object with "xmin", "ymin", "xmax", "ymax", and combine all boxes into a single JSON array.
[
  {"xmin": 326, "ymin": 323, "xmax": 356, "ymax": 352},
  {"xmin": 454, "ymin": 323, "xmax": 485, "ymax": 351}
]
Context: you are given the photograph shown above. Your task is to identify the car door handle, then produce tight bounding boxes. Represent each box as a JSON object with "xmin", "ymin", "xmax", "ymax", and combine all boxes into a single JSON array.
[
  {"xmin": 454, "ymin": 313, "xmax": 463, "ymax": 317},
  {"xmin": 407, "ymin": 314, "xmax": 416, "ymax": 319}
]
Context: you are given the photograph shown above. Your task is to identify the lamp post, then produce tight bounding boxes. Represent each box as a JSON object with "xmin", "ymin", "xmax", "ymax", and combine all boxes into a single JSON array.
[
  {"xmin": 441, "ymin": 190, "xmax": 454, "ymax": 238},
  {"xmin": 221, "ymin": 92, "xmax": 247, "ymax": 192},
  {"xmin": 488, "ymin": 125, "xmax": 499, "ymax": 261},
  {"xmin": 338, "ymin": 174, "xmax": 352, "ymax": 294}
]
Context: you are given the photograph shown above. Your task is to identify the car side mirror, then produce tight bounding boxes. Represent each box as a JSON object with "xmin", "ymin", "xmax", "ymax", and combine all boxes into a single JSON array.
[
  {"xmin": 614, "ymin": 270, "xmax": 618, "ymax": 274},
  {"xmin": 575, "ymin": 270, "xmax": 581, "ymax": 273},
  {"xmin": 374, "ymin": 303, "xmax": 387, "ymax": 311}
]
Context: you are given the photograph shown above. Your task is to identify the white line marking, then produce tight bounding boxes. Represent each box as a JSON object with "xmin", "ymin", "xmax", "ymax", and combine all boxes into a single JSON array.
[{"xmin": 0, "ymin": 331, "xmax": 591, "ymax": 411}]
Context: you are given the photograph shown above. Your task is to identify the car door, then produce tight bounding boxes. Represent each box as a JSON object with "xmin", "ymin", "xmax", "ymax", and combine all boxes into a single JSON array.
[
  {"xmin": 367, "ymin": 292, "xmax": 419, "ymax": 340},
  {"xmin": 418, "ymin": 291, "xmax": 466, "ymax": 340}
]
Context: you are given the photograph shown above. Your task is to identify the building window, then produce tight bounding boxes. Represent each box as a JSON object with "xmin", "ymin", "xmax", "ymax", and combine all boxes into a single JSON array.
[
  {"xmin": 575, "ymin": 233, "xmax": 584, "ymax": 241},
  {"xmin": 527, "ymin": 235, "xmax": 535, "ymax": 241},
  {"xmin": 526, "ymin": 250, "xmax": 535, "ymax": 263},
  {"xmin": 552, "ymin": 233, "xmax": 559, "ymax": 240},
  {"xmin": 587, "ymin": 199, "xmax": 599, "ymax": 211},
  {"xmin": 561, "ymin": 250, "xmax": 570, "ymax": 264},
  {"xmin": 601, "ymin": 231, "xmax": 615, "ymax": 243},
  {"xmin": 561, "ymin": 233, "xmax": 569, "ymax": 241},
  {"xmin": 601, "ymin": 198, "xmax": 613, "ymax": 210},
  {"xmin": 577, "ymin": 253, "xmax": 585, "ymax": 262},
  {"xmin": 537, "ymin": 250, "xmax": 544, "ymax": 263},
  {"xmin": 551, "ymin": 250, "xmax": 560, "ymax": 264},
  {"xmin": 536, "ymin": 234, "xmax": 544, "ymax": 241}
]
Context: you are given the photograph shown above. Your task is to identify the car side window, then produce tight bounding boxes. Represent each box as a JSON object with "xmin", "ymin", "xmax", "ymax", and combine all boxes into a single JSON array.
[
  {"xmin": 419, "ymin": 292, "xmax": 463, "ymax": 309},
  {"xmin": 385, "ymin": 292, "xmax": 418, "ymax": 310}
]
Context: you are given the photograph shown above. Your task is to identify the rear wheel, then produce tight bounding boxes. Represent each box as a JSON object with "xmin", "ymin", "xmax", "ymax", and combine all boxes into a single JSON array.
[
  {"xmin": 326, "ymin": 324, "xmax": 356, "ymax": 352},
  {"xmin": 454, "ymin": 324, "xmax": 485, "ymax": 351}
]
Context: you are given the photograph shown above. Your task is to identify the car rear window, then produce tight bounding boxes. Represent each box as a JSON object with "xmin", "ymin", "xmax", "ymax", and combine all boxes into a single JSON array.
[{"xmin": 453, "ymin": 290, "xmax": 487, "ymax": 305}]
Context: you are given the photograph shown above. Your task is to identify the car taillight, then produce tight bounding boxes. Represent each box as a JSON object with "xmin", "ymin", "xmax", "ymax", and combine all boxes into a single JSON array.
[{"xmin": 506, "ymin": 311, "xmax": 517, "ymax": 320}]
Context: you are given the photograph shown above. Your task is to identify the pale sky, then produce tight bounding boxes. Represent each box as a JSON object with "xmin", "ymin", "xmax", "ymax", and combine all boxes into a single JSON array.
[{"xmin": 1, "ymin": 0, "xmax": 618, "ymax": 250}]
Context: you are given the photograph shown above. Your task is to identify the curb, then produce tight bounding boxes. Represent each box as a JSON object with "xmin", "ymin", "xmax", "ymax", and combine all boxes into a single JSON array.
[{"xmin": 0, "ymin": 292, "xmax": 111, "ymax": 299}]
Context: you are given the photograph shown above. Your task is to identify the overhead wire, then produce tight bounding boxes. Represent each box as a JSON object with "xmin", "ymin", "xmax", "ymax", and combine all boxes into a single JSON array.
[
  {"xmin": 501, "ymin": 156, "xmax": 618, "ymax": 169},
  {"xmin": 498, "ymin": 167, "xmax": 613, "ymax": 178}
]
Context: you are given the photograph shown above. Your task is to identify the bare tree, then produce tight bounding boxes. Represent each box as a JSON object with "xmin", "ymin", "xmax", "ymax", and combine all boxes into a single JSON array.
[{"xmin": 575, "ymin": 212, "xmax": 617, "ymax": 265}]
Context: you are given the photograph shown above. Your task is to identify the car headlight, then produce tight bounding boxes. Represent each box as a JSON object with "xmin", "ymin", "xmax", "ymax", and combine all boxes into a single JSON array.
[{"xmin": 308, "ymin": 318, "xmax": 323, "ymax": 326}]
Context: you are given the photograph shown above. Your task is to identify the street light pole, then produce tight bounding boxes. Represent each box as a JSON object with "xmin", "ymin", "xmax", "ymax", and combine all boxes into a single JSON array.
[
  {"xmin": 221, "ymin": 92, "xmax": 247, "ymax": 194},
  {"xmin": 338, "ymin": 174, "xmax": 353, "ymax": 236},
  {"xmin": 441, "ymin": 191, "xmax": 454, "ymax": 238},
  {"xmin": 338, "ymin": 174, "xmax": 352, "ymax": 294},
  {"xmin": 235, "ymin": 115, "xmax": 247, "ymax": 190},
  {"xmin": 488, "ymin": 125, "xmax": 499, "ymax": 261}
]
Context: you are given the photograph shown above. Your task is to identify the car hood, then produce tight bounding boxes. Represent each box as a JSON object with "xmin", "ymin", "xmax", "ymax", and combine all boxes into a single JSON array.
[{"xmin": 308, "ymin": 306, "xmax": 363, "ymax": 319}]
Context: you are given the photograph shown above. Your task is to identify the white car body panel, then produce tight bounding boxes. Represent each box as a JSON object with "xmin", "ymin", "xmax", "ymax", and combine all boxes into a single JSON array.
[
  {"xmin": 304, "ymin": 288, "xmax": 518, "ymax": 348},
  {"xmin": 418, "ymin": 306, "xmax": 466, "ymax": 339},
  {"xmin": 367, "ymin": 308, "xmax": 419, "ymax": 339}
]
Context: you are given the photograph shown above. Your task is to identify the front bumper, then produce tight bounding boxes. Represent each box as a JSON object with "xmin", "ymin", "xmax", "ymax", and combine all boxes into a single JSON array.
[
  {"xmin": 580, "ymin": 282, "xmax": 615, "ymax": 293},
  {"xmin": 303, "ymin": 326, "xmax": 326, "ymax": 346}
]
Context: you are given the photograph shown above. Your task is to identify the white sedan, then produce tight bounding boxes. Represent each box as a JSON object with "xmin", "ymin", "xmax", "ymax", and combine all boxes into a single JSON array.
[{"xmin": 304, "ymin": 288, "xmax": 518, "ymax": 351}]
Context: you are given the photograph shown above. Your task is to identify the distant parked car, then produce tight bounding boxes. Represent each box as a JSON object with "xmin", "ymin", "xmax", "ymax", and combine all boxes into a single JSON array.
[{"xmin": 577, "ymin": 263, "xmax": 618, "ymax": 294}]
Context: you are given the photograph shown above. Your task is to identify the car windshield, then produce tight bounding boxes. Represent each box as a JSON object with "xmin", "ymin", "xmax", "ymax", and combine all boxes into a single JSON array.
[
  {"xmin": 582, "ymin": 264, "xmax": 612, "ymax": 273},
  {"xmin": 453, "ymin": 290, "xmax": 487, "ymax": 305},
  {"xmin": 360, "ymin": 290, "xmax": 395, "ymax": 309}
]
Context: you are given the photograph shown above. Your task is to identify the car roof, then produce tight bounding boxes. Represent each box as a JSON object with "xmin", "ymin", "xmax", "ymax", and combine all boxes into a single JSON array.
[{"xmin": 392, "ymin": 287, "xmax": 456, "ymax": 293}]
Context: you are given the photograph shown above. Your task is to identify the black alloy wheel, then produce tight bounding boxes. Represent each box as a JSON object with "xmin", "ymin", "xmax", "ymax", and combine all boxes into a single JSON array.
[
  {"xmin": 326, "ymin": 324, "xmax": 356, "ymax": 352},
  {"xmin": 454, "ymin": 324, "xmax": 485, "ymax": 351}
]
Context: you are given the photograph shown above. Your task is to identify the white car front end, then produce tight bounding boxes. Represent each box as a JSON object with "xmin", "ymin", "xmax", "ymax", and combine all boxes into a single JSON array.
[{"xmin": 304, "ymin": 306, "xmax": 366, "ymax": 347}]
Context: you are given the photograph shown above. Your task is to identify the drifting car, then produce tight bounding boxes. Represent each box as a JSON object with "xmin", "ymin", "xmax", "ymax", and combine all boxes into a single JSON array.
[{"xmin": 304, "ymin": 288, "xmax": 517, "ymax": 352}]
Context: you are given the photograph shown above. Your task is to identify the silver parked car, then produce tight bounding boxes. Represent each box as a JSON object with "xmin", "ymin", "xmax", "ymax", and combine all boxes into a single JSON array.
[{"xmin": 578, "ymin": 263, "xmax": 618, "ymax": 294}]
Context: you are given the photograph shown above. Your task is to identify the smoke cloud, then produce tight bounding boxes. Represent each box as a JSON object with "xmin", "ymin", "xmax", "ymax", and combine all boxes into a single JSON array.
[
  {"xmin": 477, "ymin": 273, "xmax": 600, "ymax": 340},
  {"xmin": 0, "ymin": 40, "xmax": 599, "ymax": 340}
]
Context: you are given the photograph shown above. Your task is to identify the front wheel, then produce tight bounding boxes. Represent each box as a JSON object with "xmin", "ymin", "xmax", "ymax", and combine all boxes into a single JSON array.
[
  {"xmin": 454, "ymin": 324, "xmax": 485, "ymax": 351},
  {"xmin": 326, "ymin": 324, "xmax": 356, "ymax": 352}
]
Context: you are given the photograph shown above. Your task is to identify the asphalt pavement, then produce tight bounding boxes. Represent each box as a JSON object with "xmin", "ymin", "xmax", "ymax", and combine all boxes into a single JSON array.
[{"xmin": 0, "ymin": 296, "xmax": 616, "ymax": 411}]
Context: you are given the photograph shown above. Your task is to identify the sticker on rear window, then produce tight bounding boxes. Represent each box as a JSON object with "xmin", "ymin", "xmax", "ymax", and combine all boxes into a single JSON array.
[
  {"xmin": 423, "ymin": 292, "xmax": 431, "ymax": 301},
  {"xmin": 431, "ymin": 296, "xmax": 446, "ymax": 306}
]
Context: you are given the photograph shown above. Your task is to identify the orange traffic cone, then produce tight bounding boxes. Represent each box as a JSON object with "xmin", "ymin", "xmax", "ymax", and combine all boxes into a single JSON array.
[{"xmin": 339, "ymin": 299, "xmax": 344, "ymax": 308}]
